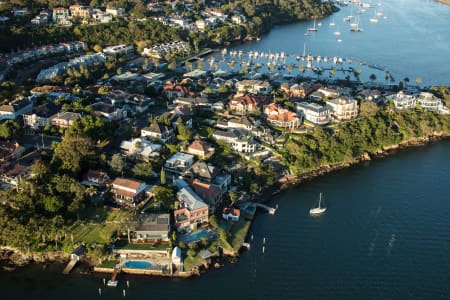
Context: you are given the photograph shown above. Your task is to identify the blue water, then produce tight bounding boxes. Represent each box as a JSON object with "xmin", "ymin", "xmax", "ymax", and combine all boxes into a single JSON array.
[
  {"xmin": 123, "ymin": 261, "xmax": 152, "ymax": 270},
  {"xmin": 206, "ymin": 0, "xmax": 450, "ymax": 85}
]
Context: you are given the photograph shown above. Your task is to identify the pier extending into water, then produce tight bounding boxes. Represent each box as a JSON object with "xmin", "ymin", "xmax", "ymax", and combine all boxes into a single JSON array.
[
  {"xmin": 253, "ymin": 203, "xmax": 277, "ymax": 215},
  {"xmin": 62, "ymin": 257, "xmax": 78, "ymax": 275}
]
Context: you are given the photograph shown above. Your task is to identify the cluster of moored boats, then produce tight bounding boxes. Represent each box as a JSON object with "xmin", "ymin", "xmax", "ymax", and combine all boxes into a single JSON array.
[{"xmin": 306, "ymin": 1, "xmax": 388, "ymax": 41}]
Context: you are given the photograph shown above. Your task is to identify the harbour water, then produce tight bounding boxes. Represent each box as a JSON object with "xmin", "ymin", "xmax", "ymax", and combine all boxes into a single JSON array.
[
  {"xmin": 206, "ymin": 0, "xmax": 450, "ymax": 85},
  {"xmin": 1, "ymin": 0, "xmax": 450, "ymax": 299}
]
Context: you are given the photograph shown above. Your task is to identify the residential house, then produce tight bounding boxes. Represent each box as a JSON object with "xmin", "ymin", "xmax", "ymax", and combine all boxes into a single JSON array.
[
  {"xmin": 358, "ymin": 89, "xmax": 382, "ymax": 103},
  {"xmin": 173, "ymin": 97, "xmax": 211, "ymax": 110},
  {"xmin": 135, "ymin": 213, "xmax": 170, "ymax": 242},
  {"xmin": 81, "ymin": 170, "xmax": 110, "ymax": 187},
  {"xmin": 389, "ymin": 91, "xmax": 417, "ymax": 111},
  {"xmin": 141, "ymin": 123, "xmax": 174, "ymax": 143},
  {"xmin": 164, "ymin": 152, "xmax": 195, "ymax": 177},
  {"xmin": 103, "ymin": 45, "xmax": 134, "ymax": 56},
  {"xmin": 326, "ymin": 97, "xmax": 359, "ymax": 121},
  {"xmin": 417, "ymin": 92, "xmax": 448, "ymax": 113},
  {"xmin": 212, "ymin": 128, "xmax": 257, "ymax": 153},
  {"xmin": 296, "ymin": 102, "xmax": 331, "ymax": 125},
  {"xmin": 264, "ymin": 103, "xmax": 301, "ymax": 129},
  {"xmin": 222, "ymin": 208, "xmax": 240, "ymax": 222},
  {"xmin": 280, "ymin": 82, "xmax": 315, "ymax": 99},
  {"xmin": 111, "ymin": 177, "xmax": 147, "ymax": 206},
  {"xmin": 316, "ymin": 86, "xmax": 340, "ymax": 99},
  {"xmin": 89, "ymin": 102, "xmax": 127, "ymax": 121},
  {"xmin": 31, "ymin": 10, "xmax": 50, "ymax": 25},
  {"xmin": 0, "ymin": 151, "xmax": 40, "ymax": 188},
  {"xmin": 186, "ymin": 140, "xmax": 215, "ymax": 159},
  {"xmin": 53, "ymin": 7, "xmax": 71, "ymax": 25},
  {"xmin": 69, "ymin": 5, "xmax": 92, "ymax": 19},
  {"xmin": 23, "ymin": 102, "xmax": 61, "ymax": 130},
  {"xmin": 106, "ymin": 7, "xmax": 125, "ymax": 16},
  {"xmin": 163, "ymin": 82, "xmax": 190, "ymax": 100},
  {"xmin": 229, "ymin": 94, "xmax": 267, "ymax": 114},
  {"xmin": 192, "ymin": 179, "xmax": 222, "ymax": 213},
  {"xmin": 235, "ymin": 80, "xmax": 272, "ymax": 95},
  {"xmin": 161, "ymin": 105, "xmax": 193, "ymax": 129},
  {"xmin": 0, "ymin": 141, "xmax": 25, "ymax": 163},
  {"xmin": 50, "ymin": 111, "xmax": 81, "ymax": 128},
  {"xmin": 174, "ymin": 185, "xmax": 209, "ymax": 231},
  {"xmin": 120, "ymin": 138, "xmax": 161, "ymax": 161},
  {"xmin": 92, "ymin": 11, "xmax": 113, "ymax": 23},
  {"xmin": 0, "ymin": 98, "xmax": 33, "ymax": 121}
]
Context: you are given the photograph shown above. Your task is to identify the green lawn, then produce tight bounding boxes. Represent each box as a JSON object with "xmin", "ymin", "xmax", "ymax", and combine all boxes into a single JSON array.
[
  {"xmin": 183, "ymin": 254, "xmax": 204, "ymax": 271},
  {"xmin": 229, "ymin": 219, "xmax": 252, "ymax": 251},
  {"xmin": 96, "ymin": 260, "xmax": 117, "ymax": 269},
  {"xmin": 70, "ymin": 209, "xmax": 134, "ymax": 245}
]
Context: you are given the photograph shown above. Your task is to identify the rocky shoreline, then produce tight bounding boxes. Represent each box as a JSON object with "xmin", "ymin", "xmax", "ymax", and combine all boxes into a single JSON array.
[{"xmin": 273, "ymin": 132, "xmax": 450, "ymax": 198}]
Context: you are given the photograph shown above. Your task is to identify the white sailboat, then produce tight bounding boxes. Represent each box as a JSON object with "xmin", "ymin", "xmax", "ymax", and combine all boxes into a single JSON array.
[
  {"xmin": 370, "ymin": 8, "xmax": 379, "ymax": 23},
  {"xmin": 310, "ymin": 193, "xmax": 327, "ymax": 216},
  {"xmin": 350, "ymin": 14, "xmax": 363, "ymax": 32},
  {"xmin": 307, "ymin": 16, "xmax": 318, "ymax": 32},
  {"xmin": 329, "ymin": 18, "xmax": 336, "ymax": 27}
]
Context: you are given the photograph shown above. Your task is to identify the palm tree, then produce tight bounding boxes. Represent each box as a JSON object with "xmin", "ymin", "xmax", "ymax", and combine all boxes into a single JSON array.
[{"xmin": 370, "ymin": 73, "xmax": 376, "ymax": 83}]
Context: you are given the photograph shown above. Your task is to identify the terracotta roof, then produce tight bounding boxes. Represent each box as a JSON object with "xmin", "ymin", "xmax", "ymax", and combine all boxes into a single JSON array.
[
  {"xmin": 188, "ymin": 140, "xmax": 211, "ymax": 153},
  {"xmin": 112, "ymin": 177, "xmax": 144, "ymax": 190}
]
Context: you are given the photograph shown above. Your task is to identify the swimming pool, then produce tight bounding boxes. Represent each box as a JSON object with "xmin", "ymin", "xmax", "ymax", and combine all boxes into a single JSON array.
[
  {"xmin": 123, "ymin": 260, "xmax": 153, "ymax": 269},
  {"xmin": 180, "ymin": 229, "xmax": 216, "ymax": 244}
]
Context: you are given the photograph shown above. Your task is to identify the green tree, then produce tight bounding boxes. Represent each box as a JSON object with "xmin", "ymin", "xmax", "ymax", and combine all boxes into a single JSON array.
[
  {"xmin": 152, "ymin": 185, "xmax": 175, "ymax": 208},
  {"xmin": 0, "ymin": 120, "xmax": 20, "ymax": 139},
  {"xmin": 52, "ymin": 132, "xmax": 95, "ymax": 174},
  {"xmin": 109, "ymin": 153, "xmax": 126, "ymax": 174},
  {"xmin": 160, "ymin": 167, "xmax": 166, "ymax": 185},
  {"xmin": 177, "ymin": 123, "xmax": 192, "ymax": 142},
  {"xmin": 42, "ymin": 195, "xmax": 64, "ymax": 213},
  {"xmin": 369, "ymin": 73, "xmax": 376, "ymax": 83},
  {"xmin": 132, "ymin": 162, "xmax": 153, "ymax": 181}
]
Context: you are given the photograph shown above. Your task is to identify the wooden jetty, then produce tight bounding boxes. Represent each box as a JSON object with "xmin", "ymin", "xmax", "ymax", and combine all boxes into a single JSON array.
[{"xmin": 62, "ymin": 257, "xmax": 78, "ymax": 275}]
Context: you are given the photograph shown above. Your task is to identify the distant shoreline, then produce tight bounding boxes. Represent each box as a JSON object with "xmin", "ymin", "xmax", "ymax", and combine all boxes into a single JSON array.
[{"xmin": 437, "ymin": 0, "xmax": 450, "ymax": 5}]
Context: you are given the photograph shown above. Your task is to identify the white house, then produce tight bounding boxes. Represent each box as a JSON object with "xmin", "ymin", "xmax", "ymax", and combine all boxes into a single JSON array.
[
  {"xmin": 296, "ymin": 102, "xmax": 331, "ymax": 125},
  {"xmin": 235, "ymin": 80, "xmax": 272, "ymax": 95},
  {"xmin": 417, "ymin": 92, "xmax": 448, "ymax": 113},
  {"xmin": 164, "ymin": 152, "xmax": 195, "ymax": 176},
  {"xmin": 326, "ymin": 97, "xmax": 359, "ymax": 121},
  {"xmin": 0, "ymin": 98, "xmax": 33, "ymax": 121},
  {"xmin": 389, "ymin": 91, "xmax": 417, "ymax": 110},
  {"xmin": 120, "ymin": 138, "xmax": 161, "ymax": 161}
]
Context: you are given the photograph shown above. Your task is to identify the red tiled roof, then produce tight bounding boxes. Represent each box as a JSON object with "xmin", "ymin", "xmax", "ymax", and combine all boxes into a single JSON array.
[
  {"xmin": 112, "ymin": 177, "xmax": 144, "ymax": 190},
  {"xmin": 188, "ymin": 140, "xmax": 211, "ymax": 153}
]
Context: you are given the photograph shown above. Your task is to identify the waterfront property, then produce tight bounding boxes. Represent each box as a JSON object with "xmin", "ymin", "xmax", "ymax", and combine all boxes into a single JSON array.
[
  {"xmin": 389, "ymin": 91, "xmax": 417, "ymax": 110},
  {"xmin": 174, "ymin": 185, "xmax": 209, "ymax": 232},
  {"xmin": 296, "ymin": 102, "xmax": 331, "ymax": 125},
  {"xmin": 417, "ymin": 92, "xmax": 449, "ymax": 114},
  {"xmin": 326, "ymin": 97, "xmax": 359, "ymax": 121},
  {"xmin": 264, "ymin": 103, "xmax": 301, "ymax": 129},
  {"xmin": 135, "ymin": 213, "xmax": 170, "ymax": 243}
]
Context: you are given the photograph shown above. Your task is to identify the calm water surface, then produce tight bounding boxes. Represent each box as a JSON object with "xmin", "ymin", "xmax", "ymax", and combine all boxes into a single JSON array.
[{"xmin": 208, "ymin": 0, "xmax": 450, "ymax": 85}]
